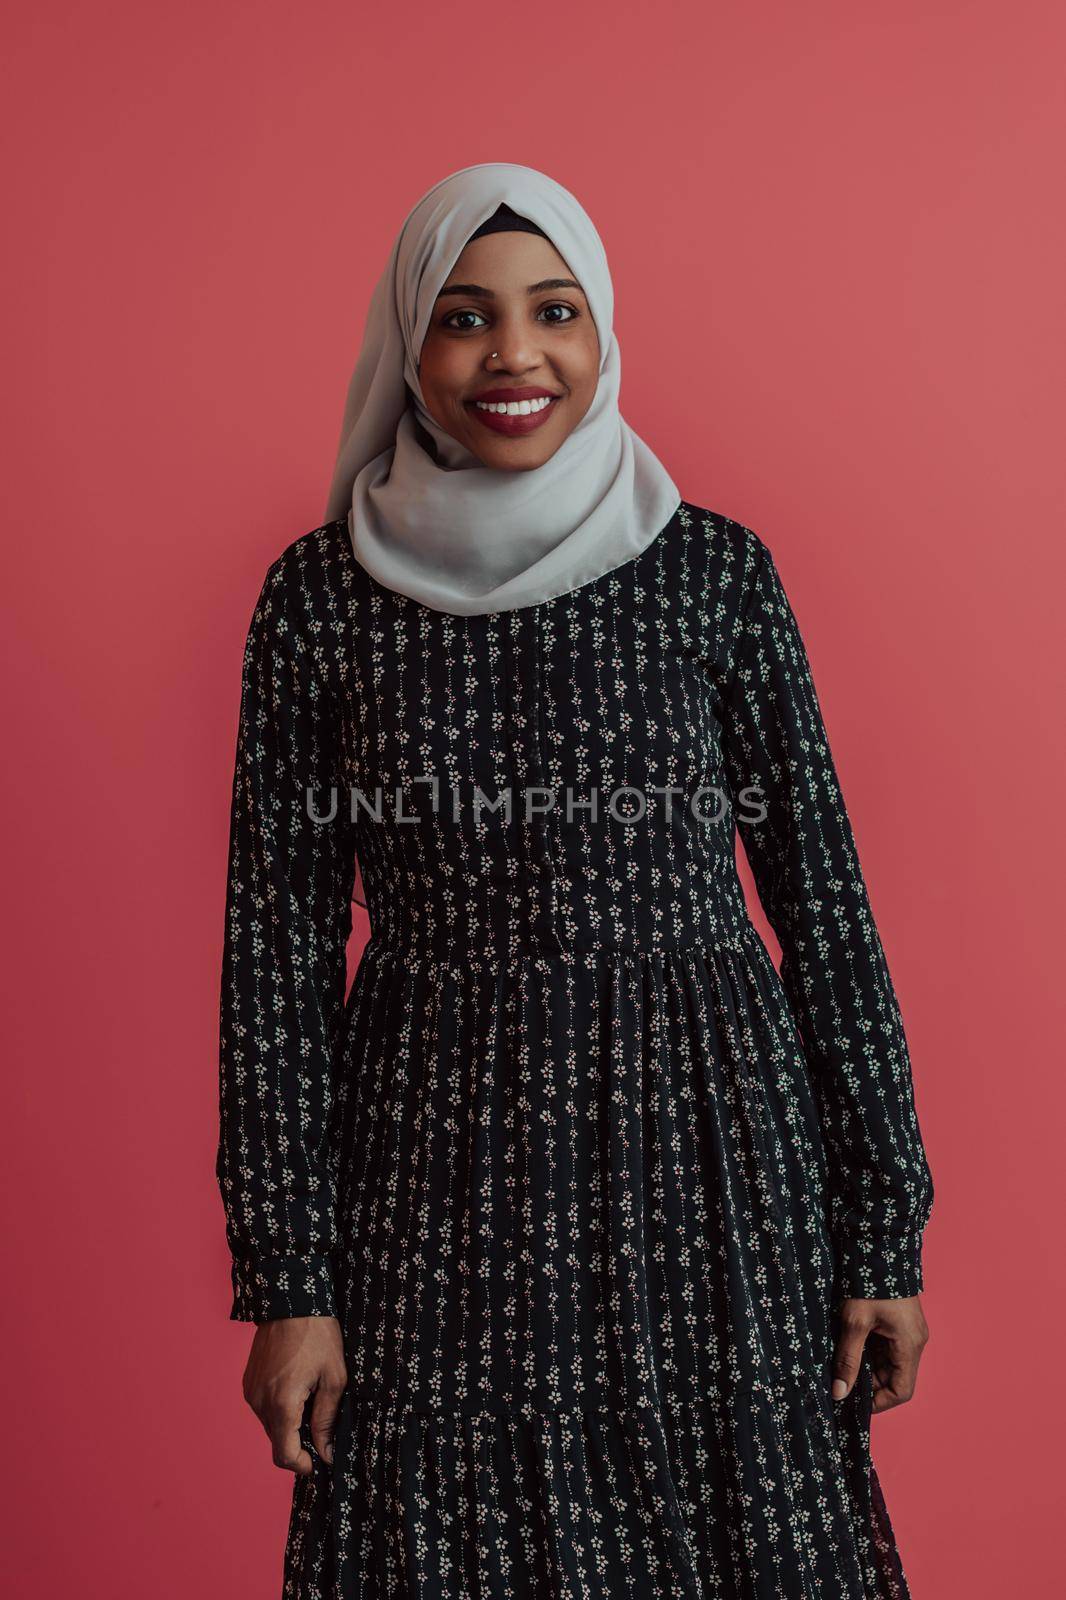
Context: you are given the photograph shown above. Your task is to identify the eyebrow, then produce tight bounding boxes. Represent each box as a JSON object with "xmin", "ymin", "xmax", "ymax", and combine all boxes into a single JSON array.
[{"xmin": 435, "ymin": 277, "xmax": 583, "ymax": 300}]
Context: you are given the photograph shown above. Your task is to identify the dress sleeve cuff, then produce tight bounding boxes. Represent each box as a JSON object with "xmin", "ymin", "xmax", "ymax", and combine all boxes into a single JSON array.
[
  {"xmin": 833, "ymin": 1225, "xmax": 926, "ymax": 1300},
  {"xmin": 228, "ymin": 1252, "xmax": 338, "ymax": 1323}
]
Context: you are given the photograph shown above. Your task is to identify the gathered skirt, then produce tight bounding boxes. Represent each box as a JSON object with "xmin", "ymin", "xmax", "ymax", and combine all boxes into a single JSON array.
[{"xmin": 283, "ymin": 929, "xmax": 911, "ymax": 1599}]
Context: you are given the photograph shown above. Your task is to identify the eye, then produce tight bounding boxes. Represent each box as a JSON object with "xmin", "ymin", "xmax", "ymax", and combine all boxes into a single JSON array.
[
  {"xmin": 538, "ymin": 303, "xmax": 579, "ymax": 324},
  {"xmin": 442, "ymin": 309, "xmax": 489, "ymax": 331}
]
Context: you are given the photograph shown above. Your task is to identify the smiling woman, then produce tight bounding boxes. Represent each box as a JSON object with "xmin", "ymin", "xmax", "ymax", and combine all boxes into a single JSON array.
[
  {"xmin": 419, "ymin": 206, "xmax": 600, "ymax": 460},
  {"xmin": 319, "ymin": 165, "xmax": 682, "ymax": 616},
  {"xmin": 217, "ymin": 161, "xmax": 935, "ymax": 1600}
]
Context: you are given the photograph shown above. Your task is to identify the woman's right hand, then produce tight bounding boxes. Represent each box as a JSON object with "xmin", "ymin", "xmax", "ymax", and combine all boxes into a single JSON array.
[{"xmin": 242, "ymin": 1316, "xmax": 348, "ymax": 1475}]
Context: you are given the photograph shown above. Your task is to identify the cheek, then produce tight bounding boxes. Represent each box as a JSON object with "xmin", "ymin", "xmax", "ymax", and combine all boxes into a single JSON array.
[
  {"xmin": 570, "ymin": 331, "xmax": 601, "ymax": 401},
  {"xmin": 570, "ymin": 360, "xmax": 600, "ymax": 420},
  {"xmin": 418, "ymin": 339, "xmax": 468, "ymax": 401}
]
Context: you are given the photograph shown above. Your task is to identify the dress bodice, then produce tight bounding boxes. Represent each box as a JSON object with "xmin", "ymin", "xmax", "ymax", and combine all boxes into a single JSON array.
[{"xmin": 333, "ymin": 502, "xmax": 758, "ymax": 961}]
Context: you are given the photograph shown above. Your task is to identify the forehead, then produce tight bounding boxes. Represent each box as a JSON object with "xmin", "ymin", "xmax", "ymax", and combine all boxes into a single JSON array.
[{"xmin": 444, "ymin": 229, "xmax": 582, "ymax": 289}]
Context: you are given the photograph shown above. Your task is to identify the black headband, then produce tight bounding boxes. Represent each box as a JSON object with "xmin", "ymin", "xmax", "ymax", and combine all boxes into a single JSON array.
[{"xmin": 465, "ymin": 202, "xmax": 550, "ymax": 243}]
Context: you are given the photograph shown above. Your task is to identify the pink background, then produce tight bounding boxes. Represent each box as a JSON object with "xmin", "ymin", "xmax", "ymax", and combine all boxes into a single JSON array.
[{"xmin": 4, "ymin": 2, "xmax": 1063, "ymax": 1594}]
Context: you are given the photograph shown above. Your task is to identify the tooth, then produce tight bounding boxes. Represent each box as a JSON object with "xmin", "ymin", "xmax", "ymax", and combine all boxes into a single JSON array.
[{"xmin": 475, "ymin": 396, "xmax": 554, "ymax": 413}]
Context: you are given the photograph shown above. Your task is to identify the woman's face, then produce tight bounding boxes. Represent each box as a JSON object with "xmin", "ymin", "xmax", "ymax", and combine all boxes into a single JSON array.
[{"xmin": 417, "ymin": 230, "xmax": 601, "ymax": 471}]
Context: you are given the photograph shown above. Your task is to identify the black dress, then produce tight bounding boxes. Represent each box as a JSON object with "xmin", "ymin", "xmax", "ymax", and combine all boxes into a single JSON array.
[{"xmin": 216, "ymin": 500, "xmax": 934, "ymax": 1599}]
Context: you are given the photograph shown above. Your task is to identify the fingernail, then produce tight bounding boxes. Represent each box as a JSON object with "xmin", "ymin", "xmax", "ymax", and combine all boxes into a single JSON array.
[{"xmin": 831, "ymin": 1378, "xmax": 848, "ymax": 1400}]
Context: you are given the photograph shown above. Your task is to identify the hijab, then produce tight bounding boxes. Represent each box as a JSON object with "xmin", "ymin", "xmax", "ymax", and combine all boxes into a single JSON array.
[{"xmin": 324, "ymin": 161, "xmax": 681, "ymax": 616}]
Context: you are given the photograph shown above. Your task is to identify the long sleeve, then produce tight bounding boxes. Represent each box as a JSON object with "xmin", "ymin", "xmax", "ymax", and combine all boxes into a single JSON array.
[
  {"xmin": 721, "ymin": 538, "xmax": 934, "ymax": 1299},
  {"xmin": 216, "ymin": 562, "xmax": 357, "ymax": 1322}
]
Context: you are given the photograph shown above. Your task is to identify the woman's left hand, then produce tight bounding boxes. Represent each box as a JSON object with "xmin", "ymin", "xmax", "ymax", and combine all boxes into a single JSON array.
[{"xmin": 831, "ymin": 1296, "xmax": 930, "ymax": 1413}]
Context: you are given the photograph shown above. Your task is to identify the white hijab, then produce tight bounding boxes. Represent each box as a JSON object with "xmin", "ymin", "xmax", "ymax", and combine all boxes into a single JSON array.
[{"xmin": 324, "ymin": 161, "xmax": 681, "ymax": 616}]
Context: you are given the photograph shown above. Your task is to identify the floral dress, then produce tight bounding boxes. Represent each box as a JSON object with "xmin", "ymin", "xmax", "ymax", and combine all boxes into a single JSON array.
[{"xmin": 216, "ymin": 499, "xmax": 934, "ymax": 1599}]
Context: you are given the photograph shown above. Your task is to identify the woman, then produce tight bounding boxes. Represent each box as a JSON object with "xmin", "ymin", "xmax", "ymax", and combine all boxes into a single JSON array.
[{"xmin": 217, "ymin": 162, "xmax": 934, "ymax": 1599}]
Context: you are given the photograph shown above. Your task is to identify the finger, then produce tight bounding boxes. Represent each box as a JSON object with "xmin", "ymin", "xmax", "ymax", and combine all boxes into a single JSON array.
[
  {"xmin": 869, "ymin": 1353, "xmax": 896, "ymax": 1411},
  {"xmin": 872, "ymin": 1375, "xmax": 910, "ymax": 1412},
  {"xmin": 831, "ymin": 1308, "xmax": 872, "ymax": 1400},
  {"xmin": 309, "ymin": 1378, "xmax": 346, "ymax": 1466},
  {"xmin": 871, "ymin": 1345, "xmax": 922, "ymax": 1413},
  {"xmin": 866, "ymin": 1332, "xmax": 896, "ymax": 1388},
  {"xmin": 269, "ymin": 1406, "xmax": 314, "ymax": 1476}
]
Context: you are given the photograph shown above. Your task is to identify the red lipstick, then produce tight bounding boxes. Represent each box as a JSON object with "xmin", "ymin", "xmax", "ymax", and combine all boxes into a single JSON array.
[
  {"xmin": 466, "ymin": 386, "xmax": 563, "ymax": 437},
  {"xmin": 468, "ymin": 386, "xmax": 560, "ymax": 403}
]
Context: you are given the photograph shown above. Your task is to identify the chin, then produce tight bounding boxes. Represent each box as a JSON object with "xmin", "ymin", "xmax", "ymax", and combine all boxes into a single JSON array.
[
  {"xmin": 486, "ymin": 440, "xmax": 564, "ymax": 472},
  {"xmin": 491, "ymin": 455, "xmax": 551, "ymax": 474}
]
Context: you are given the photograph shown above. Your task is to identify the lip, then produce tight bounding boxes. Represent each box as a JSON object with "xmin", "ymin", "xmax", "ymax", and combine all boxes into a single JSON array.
[
  {"xmin": 468, "ymin": 386, "xmax": 561, "ymax": 403},
  {"xmin": 465, "ymin": 387, "xmax": 562, "ymax": 437}
]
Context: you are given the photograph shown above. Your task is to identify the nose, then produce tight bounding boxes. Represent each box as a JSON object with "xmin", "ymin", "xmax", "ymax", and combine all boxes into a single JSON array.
[{"xmin": 485, "ymin": 322, "xmax": 543, "ymax": 372}]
